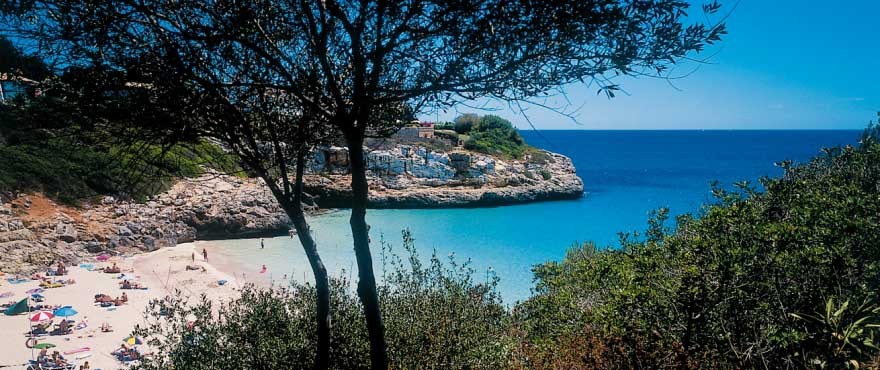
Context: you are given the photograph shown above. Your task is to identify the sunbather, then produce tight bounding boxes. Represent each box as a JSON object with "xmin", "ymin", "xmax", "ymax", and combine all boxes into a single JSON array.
[
  {"xmin": 120, "ymin": 280, "xmax": 145, "ymax": 289},
  {"xmin": 51, "ymin": 351, "xmax": 69, "ymax": 366},
  {"xmin": 103, "ymin": 263, "xmax": 120, "ymax": 274},
  {"xmin": 94, "ymin": 294, "xmax": 113, "ymax": 303},
  {"xmin": 76, "ymin": 316, "xmax": 88, "ymax": 329}
]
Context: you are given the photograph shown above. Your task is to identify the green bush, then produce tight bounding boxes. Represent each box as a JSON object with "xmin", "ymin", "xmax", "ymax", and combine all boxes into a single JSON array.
[
  {"xmin": 514, "ymin": 125, "xmax": 880, "ymax": 369},
  {"xmin": 0, "ymin": 97, "xmax": 240, "ymax": 203},
  {"xmin": 453, "ymin": 113, "xmax": 481, "ymax": 134},
  {"xmin": 538, "ymin": 169, "xmax": 552, "ymax": 180},
  {"xmin": 463, "ymin": 115, "xmax": 529, "ymax": 158},
  {"xmin": 132, "ymin": 230, "xmax": 511, "ymax": 370}
]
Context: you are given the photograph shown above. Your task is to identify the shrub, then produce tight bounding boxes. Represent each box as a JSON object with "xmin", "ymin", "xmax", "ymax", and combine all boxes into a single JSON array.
[
  {"xmin": 538, "ymin": 169, "xmax": 552, "ymax": 180},
  {"xmin": 133, "ymin": 230, "xmax": 511, "ymax": 370},
  {"xmin": 453, "ymin": 113, "xmax": 481, "ymax": 134},
  {"xmin": 463, "ymin": 115, "xmax": 529, "ymax": 158},
  {"xmin": 514, "ymin": 127, "xmax": 880, "ymax": 369},
  {"xmin": 0, "ymin": 97, "xmax": 241, "ymax": 203}
]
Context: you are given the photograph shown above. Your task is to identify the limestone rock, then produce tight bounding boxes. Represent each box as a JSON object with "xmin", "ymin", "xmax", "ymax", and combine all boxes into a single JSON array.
[{"xmin": 55, "ymin": 223, "xmax": 78, "ymax": 243}]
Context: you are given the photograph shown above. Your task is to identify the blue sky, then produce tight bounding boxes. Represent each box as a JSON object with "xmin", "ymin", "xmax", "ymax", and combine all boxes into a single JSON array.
[{"xmin": 419, "ymin": 1, "xmax": 879, "ymax": 130}]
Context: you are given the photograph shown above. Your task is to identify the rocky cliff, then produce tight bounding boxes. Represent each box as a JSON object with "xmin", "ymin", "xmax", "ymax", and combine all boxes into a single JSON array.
[
  {"xmin": 305, "ymin": 145, "xmax": 584, "ymax": 208},
  {"xmin": 0, "ymin": 146, "xmax": 583, "ymax": 274},
  {"xmin": 0, "ymin": 175, "xmax": 294, "ymax": 274}
]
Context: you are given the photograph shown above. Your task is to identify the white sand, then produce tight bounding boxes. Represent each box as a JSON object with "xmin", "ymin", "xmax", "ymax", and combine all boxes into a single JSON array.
[{"xmin": 0, "ymin": 243, "xmax": 238, "ymax": 370}]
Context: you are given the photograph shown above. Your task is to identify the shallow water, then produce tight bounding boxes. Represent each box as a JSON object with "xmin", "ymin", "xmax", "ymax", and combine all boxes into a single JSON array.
[{"xmin": 206, "ymin": 130, "xmax": 861, "ymax": 303}]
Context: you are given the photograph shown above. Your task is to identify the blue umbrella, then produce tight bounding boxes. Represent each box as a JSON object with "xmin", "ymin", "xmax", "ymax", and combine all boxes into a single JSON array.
[{"xmin": 53, "ymin": 306, "xmax": 78, "ymax": 317}]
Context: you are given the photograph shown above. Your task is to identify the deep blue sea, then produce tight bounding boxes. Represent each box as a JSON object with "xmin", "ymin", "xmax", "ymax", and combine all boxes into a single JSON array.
[{"xmin": 205, "ymin": 130, "xmax": 861, "ymax": 303}]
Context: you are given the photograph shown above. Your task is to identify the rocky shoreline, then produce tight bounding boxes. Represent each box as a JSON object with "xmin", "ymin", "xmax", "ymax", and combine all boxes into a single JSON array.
[
  {"xmin": 306, "ymin": 146, "xmax": 584, "ymax": 208},
  {"xmin": 0, "ymin": 175, "xmax": 295, "ymax": 274},
  {"xmin": 1, "ymin": 147, "xmax": 583, "ymax": 274}
]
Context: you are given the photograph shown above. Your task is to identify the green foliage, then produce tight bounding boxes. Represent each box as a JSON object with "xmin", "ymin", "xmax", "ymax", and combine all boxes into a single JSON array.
[
  {"xmin": 462, "ymin": 115, "xmax": 529, "ymax": 159},
  {"xmin": 515, "ymin": 131, "xmax": 880, "ymax": 369},
  {"xmin": 791, "ymin": 297, "xmax": 880, "ymax": 369},
  {"xmin": 0, "ymin": 96, "xmax": 240, "ymax": 203},
  {"xmin": 538, "ymin": 169, "xmax": 552, "ymax": 180},
  {"xmin": 133, "ymin": 230, "xmax": 510, "ymax": 370},
  {"xmin": 453, "ymin": 113, "xmax": 481, "ymax": 134},
  {"xmin": 434, "ymin": 121, "xmax": 455, "ymax": 131}
]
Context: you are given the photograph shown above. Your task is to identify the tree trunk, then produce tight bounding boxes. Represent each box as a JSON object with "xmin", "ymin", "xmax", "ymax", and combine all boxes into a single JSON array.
[
  {"xmin": 346, "ymin": 132, "xmax": 389, "ymax": 370},
  {"xmin": 271, "ymin": 149, "xmax": 332, "ymax": 370},
  {"xmin": 285, "ymin": 204, "xmax": 331, "ymax": 370}
]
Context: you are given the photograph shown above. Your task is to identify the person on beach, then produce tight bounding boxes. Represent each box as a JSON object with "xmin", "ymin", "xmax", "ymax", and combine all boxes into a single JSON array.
[
  {"xmin": 202, "ymin": 248, "xmax": 208, "ymax": 262},
  {"xmin": 80, "ymin": 361, "xmax": 90, "ymax": 370},
  {"xmin": 260, "ymin": 264, "xmax": 267, "ymax": 273},
  {"xmin": 261, "ymin": 238, "xmax": 265, "ymax": 249},
  {"xmin": 121, "ymin": 292, "xmax": 129, "ymax": 303},
  {"xmin": 191, "ymin": 252, "xmax": 195, "ymax": 262}
]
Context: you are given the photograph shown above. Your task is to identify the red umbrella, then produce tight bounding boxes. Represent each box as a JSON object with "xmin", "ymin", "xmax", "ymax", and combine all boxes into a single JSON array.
[{"xmin": 29, "ymin": 311, "xmax": 54, "ymax": 322}]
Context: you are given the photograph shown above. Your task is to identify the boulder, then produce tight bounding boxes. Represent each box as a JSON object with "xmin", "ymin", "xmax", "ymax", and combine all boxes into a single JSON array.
[
  {"xmin": 55, "ymin": 223, "xmax": 78, "ymax": 243},
  {"xmin": 117, "ymin": 226, "xmax": 133, "ymax": 237}
]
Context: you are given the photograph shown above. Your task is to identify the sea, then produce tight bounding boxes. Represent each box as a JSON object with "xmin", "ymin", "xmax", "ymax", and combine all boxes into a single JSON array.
[{"xmin": 205, "ymin": 130, "xmax": 862, "ymax": 303}]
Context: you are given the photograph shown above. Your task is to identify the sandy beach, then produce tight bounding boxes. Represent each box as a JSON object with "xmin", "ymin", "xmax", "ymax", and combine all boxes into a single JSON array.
[{"xmin": 0, "ymin": 243, "xmax": 238, "ymax": 370}]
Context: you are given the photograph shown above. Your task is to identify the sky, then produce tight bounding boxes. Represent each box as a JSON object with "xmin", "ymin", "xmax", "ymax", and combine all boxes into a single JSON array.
[{"xmin": 419, "ymin": 1, "xmax": 880, "ymax": 130}]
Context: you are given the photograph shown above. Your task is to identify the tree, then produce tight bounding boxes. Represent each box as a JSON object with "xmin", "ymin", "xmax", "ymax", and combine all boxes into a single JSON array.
[
  {"xmin": 453, "ymin": 113, "xmax": 482, "ymax": 134},
  {"xmin": 4, "ymin": 1, "xmax": 726, "ymax": 368}
]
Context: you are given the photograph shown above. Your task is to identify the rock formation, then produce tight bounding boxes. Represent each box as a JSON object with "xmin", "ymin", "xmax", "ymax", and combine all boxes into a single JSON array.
[
  {"xmin": 0, "ymin": 145, "xmax": 583, "ymax": 274},
  {"xmin": 0, "ymin": 174, "xmax": 295, "ymax": 274},
  {"xmin": 305, "ymin": 145, "xmax": 584, "ymax": 208}
]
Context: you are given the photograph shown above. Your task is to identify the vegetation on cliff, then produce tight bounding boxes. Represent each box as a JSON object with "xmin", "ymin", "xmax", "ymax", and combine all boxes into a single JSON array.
[
  {"xmin": 0, "ymin": 97, "xmax": 239, "ymax": 203},
  {"xmin": 460, "ymin": 115, "xmax": 530, "ymax": 159}
]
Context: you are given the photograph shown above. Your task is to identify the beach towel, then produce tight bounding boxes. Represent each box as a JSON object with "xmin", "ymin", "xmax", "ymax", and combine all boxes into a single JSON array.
[
  {"xmin": 63, "ymin": 347, "xmax": 90, "ymax": 355},
  {"xmin": 6, "ymin": 278, "xmax": 28, "ymax": 284}
]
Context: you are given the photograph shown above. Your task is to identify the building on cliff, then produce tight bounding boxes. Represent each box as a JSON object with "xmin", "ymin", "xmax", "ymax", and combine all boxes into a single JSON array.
[{"xmin": 393, "ymin": 121, "xmax": 435, "ymax": 141}]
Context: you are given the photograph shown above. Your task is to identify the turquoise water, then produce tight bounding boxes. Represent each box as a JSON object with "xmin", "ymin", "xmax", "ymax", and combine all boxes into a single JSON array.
[{"xmin": 206, "ymin": 130, "xmax": 862, "ymax": 303}]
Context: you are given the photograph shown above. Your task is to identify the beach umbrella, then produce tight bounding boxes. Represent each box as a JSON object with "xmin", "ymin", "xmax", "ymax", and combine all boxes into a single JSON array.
[
  {"xmin": 25, "ymin": 288, "xmax": 43, "ymax": 295},
  {"xmin": 29, "ymin": 311, "xmax": 54, "ymax": 322},
  {"xmin": 122, "ymin": 336, "xmax": 143, "ymax": 345},
  {"xmin": 53, "ymin": 306, "xmax": 78, "ymax": 317},
  {"xmin": 96, "ymin": 254, "xmax": 110, "ymax": 261}
]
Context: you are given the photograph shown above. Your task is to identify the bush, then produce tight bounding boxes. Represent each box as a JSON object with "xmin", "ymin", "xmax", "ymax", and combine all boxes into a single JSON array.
[
  {"xmin": 538, "ymin": 169, "xmax": 552, "ymax": 180},
  {"xmin": 0, "ymin": 97, "xmax": 240, "ymax": 203},
  {"xmin": 133, "ymin": 230, "xmax": 511, "ymax": 370},
  {"xmin": 514, "ymin": 126, "xmax": 880, "ymax": 369},
  {"xmin": 463, "ymin": 115, "xmax": 529, "ymax": 158},
  {"xmin": 453, "ymin": 113, "xmax": 481, "ymax": 134}
]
